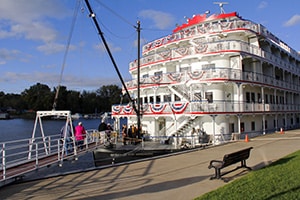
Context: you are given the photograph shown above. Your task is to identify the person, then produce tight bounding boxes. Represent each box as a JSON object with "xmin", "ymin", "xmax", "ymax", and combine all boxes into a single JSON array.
[
  {"xmin": 75, "ymin": 122, "xmax": 86, "ymax": 150},
  {"xmin": 191, "ymin": 127, "xmax": 197, "ymax": 147},
  {"xmin": 105, "ymin": 123, "xmax": 113, "ymax": 137},
  {"xmin": 60, "ymin": 123, "xmax": 73, "ymax": 155},
  {"xmin": 121, "ymin": 124, "xmax": 128, "ymax": 145},
  {"xmin": 98, "ymin": 119, "xmax": 107, "ymax": 132}
]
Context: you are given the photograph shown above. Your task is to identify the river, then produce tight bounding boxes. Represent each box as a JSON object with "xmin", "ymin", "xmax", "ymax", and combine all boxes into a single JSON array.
[{"xmin": 0, "ymin": 118, "xmax": 113, "ymax": 143}]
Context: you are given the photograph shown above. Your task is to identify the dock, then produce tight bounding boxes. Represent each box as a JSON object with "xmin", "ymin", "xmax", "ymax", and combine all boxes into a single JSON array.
[{"xmin": 1, "ymin": 130, "xmax": 300, "ymax": 199}]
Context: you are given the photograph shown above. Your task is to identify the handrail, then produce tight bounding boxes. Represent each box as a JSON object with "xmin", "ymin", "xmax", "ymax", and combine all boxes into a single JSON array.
[{"xmin": 0, "ymin": 129, "xmax": 103, "ymax": 182}]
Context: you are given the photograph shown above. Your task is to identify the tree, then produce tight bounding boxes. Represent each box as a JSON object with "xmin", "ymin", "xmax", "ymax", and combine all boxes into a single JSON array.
[
  {"xmin": 96, "ymin": 85, "xmax": 122, "ymax": 111},
  {"xmin": 21, "ymin": 83, "xmax": 53, "ymax": 111},
  {"xmin": 0, "ymin": 83, "xmax": 124, "ymax": 115}
]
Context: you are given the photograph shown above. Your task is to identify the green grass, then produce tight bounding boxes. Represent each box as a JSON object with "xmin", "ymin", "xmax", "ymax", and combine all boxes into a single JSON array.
[{"xmin": 195, "ymin": 150, "xmax": 300, "ymax": 200}]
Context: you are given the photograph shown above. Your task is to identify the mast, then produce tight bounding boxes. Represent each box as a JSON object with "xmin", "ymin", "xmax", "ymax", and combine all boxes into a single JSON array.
[{"xmin": 136, "ymin": 21, "xmax": 141, "ymax": 138}]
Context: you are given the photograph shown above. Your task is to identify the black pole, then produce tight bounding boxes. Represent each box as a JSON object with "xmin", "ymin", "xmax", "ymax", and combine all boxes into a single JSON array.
[
  {"xmin": 84, "ymin": 0, "xmax": 136, "ymax": 112},
  {"xmin": 136, "ymin": 21, "xmax": 141, "ymax": 138}
]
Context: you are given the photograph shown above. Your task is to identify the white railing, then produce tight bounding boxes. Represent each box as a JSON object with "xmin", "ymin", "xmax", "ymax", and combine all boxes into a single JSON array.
[
  {"xmin": 112, "ymin": 100, "xmax": 300, "ymax": 117},
  {"xmin": 0, "ymin": 129, "xmax": 103, "ymax": 182},
  {"xmin": 126, "ymin": 67, "xmax": 300, "ymax": 94}
]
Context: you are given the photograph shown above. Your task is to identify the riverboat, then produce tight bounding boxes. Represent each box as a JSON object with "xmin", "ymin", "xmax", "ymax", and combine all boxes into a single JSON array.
[{"xmin": 111, "ymin": 4, "xmax": 300, "ymax": 144}]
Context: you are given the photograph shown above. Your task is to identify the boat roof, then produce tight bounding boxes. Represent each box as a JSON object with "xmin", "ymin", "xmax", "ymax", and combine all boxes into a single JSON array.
[{"xmin": 173, "ymin": 12, "xmax": 240, "ymax": 33}]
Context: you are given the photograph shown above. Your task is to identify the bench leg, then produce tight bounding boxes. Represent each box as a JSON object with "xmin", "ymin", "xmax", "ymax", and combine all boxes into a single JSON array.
[
  {"xmin": 210, "ymin": 168, "xmax": 221, "ymax": 180},
  {"xmin": 240, "ymin": 160, "xmax": 252, "ymax": 170}
]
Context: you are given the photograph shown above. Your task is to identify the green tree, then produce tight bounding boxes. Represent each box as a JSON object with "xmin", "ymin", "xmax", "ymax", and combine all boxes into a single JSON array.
[
  {"xmin": 96, "ymin": 85, "xmax": 122, "ymax": 111},
  {"xmin": 21, "ymin": 83, "xmax": 53, "ymax": 111}
]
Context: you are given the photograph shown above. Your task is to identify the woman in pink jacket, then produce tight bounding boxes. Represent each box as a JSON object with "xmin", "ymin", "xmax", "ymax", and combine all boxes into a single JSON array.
[{"xmin": 75, "ymin": 122, "xmax": 86, "ymax": 149}]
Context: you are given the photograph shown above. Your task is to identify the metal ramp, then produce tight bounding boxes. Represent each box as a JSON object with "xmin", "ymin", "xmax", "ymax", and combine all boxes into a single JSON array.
[{"xmin": 0, "ymin": 110, "xmax": 103, "ymax": 186}]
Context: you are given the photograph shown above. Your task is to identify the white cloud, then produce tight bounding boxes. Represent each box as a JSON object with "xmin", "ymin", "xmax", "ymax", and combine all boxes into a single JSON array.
[
  {"xmin": 0, "ymin": 0, "xmax": 71, "ymax": 43},
  {"xmin": 284, "ymin": 14, "xmax": 300, "ymax": 27},
  {"xmin": 139, "ymin": 10, "xmax": 175, "ymax": 29},
  {"xmin": 37, "ymin": 43, "xmax": 76, "ymax": 55},
  {"xmin": 0, "ymin": 48, "xmax": 31, "ymax": 63},
  {"xmin": 94, "ymin": 42, "xmax": 122, "ymax": 53}
]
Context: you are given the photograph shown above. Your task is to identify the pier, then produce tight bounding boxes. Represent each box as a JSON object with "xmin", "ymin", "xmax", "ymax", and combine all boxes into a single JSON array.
[{"xmin": 1, "ymin": 130, "xmax": 300, "ymax": 199}]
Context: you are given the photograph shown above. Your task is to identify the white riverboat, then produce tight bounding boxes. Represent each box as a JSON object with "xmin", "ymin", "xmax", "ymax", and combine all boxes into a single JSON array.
[{"xmin": 111, "ymin": 5, "xmax": 300, "ymax": 144}]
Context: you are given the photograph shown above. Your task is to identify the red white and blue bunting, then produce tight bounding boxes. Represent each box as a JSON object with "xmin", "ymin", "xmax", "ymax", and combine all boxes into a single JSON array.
[
  {"xmin": 123, "ymin": 104, "xmax": 133, "ymax": 114},
  {"xmin": 112, "ymin": 105, "xmax": 122, "ymax": 114},
  {"xmin": 151, "ymin": 75, "xmax": 163, "ymax": 83},
  {"xmin": 159, "ymin": 50, "xmax": 171, "ymax": 59},
  {"xmin": 188, "ymin": 71, "xmax": 205, "ymax": 80},
  {"xmin": 175, "ymin": 47, "xmax": 189, "ymax": 56},
  {"xmin": 167, "ymin": 73, "xmax": 182, "ymax": 82},
  {"xmin": 195, "ymin": 44, "xmax": 208, "ymax": 53},
  {"xmin": 150, "ymin": 103, "xmax": 167, "ymax": 114},
  {"xmin": 170, "ymin": 102, "xmax": 189, "ymax": 114}
]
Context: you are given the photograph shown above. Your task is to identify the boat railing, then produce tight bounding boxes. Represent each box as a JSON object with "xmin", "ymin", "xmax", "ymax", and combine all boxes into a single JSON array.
[
  {"xmin": 127, "ymin": 63, "xmax": 299, "ymax": 94},
  {"xmin": 0, "ymin": 130, "xmax": 105, "ymax": 182},
  {"xmin": 141, "ymin": 18, "xmax": 259, "ymax": 54},
  {"xmin": 131, "ymin": 39, "xmax": 299, "ymax": 84},
  {"xmin": 113, "ymin": 100, "xmax": 300, "ymax": 117}
]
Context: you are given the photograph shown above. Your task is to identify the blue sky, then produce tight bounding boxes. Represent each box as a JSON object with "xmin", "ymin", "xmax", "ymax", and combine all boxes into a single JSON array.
[{"xmin": 1, "ymin": 0, "xmax": 300, "ymax": 94}]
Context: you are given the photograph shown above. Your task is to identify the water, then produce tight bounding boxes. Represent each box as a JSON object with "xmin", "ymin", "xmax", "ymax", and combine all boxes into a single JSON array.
[{"xmin": 0, "ymin": 118, "xmax": 105, "ymax": 143}]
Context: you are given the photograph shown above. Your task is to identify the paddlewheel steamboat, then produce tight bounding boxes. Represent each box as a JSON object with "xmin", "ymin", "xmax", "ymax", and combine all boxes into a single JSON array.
[{"xmin": 112, "ymin": 5, "xmax": 300, "ymax": 144}]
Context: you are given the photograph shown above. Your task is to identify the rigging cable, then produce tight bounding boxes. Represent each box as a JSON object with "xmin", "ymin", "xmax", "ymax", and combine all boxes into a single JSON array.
[
  {"xmin": 52, "ymin": 0, "xmax": 81, "ymax": 110},
  {"xmin": 94, "ymin": 0, "xmax": 134, "ymax": 27},
  {"xmin": 83, "ymin": 0, "xmax": 136, "ymax": 112}
]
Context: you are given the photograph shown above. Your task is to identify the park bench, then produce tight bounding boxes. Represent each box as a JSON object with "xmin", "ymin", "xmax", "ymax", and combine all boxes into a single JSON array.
[{"xmin": 208, "ymin": 147, "xmax": 253, "ymax": 180}]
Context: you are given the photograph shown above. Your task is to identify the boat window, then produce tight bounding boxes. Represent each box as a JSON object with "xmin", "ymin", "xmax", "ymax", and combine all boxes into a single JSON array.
[
  {"xmin": 269, "ymin": 94, "xmax": 273, "ymax": 104},
  {"xmin": 202, "ymin": 63, "xmax": 215, "ymax": 71},
  {"xmin": 156, "ymin": 95, "xmax": 161, "ymax": 103},
  {"xmin": 150, "ymin": 96, "xmax": 154, "ymax": 103},
  {"xmin": 154, "ymin": 71, "xmax": 163, "ymax": 77},
  {"xmin": 257, "ymin": 93, "xmax": 262, "ymax": 103},
  {"xmin": 251, "ymin": 92, "xmax": 255, "ymax": 103},
  {"xmin": 205, "ymin": 92, "xmax": 213, "ymax": 103},
  {"xmin": 251, "ymin": 121, "xmax": 255, "ymax": 131},
  {"xmin": 180, "ymin": 66, "xmax": 191, "ymax": 72},
  {"xmin": 246, "ymin": 92, "xmax": 250, "ymax": 103},
  {"xmin": 142, "ymin": 74, "xmax": 149, "ymax": 78},
  {"xmin": 164, "ymin": 94, "xmax": 171, "ymax": 102},
  {"xmin": 264, "ymin": 120, "xmax": 268, "ymax": 130},
  {"xmin": 265, "ymin": 94, "xmax": 269, "ymax": 104},
  {"xmin": 144, "ymin": 97, "xmax": 148, "ymax": 104},
  {"xmin": 175, "ymin": 94, "xmax": 181, "ymax": 101}
]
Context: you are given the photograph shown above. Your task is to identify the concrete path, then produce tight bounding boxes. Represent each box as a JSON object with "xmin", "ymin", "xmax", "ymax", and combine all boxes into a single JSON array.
[{"xmin": 0, "ymin": 130, "xmax": 300, "ymax": 200}]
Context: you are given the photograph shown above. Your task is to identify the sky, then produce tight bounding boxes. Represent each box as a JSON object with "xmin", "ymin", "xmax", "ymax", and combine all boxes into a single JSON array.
[{"xmin": 0, "ymin": 0, "xmax": 300, "ymax": 94}]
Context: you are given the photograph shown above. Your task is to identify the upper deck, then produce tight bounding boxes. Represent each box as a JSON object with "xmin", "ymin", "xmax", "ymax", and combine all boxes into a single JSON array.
[{"xmin": 132, "ymin": 11, "xmax": 300, "ymax": 74}]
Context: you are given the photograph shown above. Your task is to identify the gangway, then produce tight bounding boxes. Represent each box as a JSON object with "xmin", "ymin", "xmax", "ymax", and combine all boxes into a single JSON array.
[{"xmin": 0, "ymin": 110, "xmax": 105, "ymax": 186}]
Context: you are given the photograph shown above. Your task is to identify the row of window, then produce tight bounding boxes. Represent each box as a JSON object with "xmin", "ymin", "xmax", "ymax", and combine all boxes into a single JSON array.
[
  {"xmin": 233, "ymin": 117, "xmax": 297, "ymax": 133},
  {"xmin": 138, "ymin": 91, "xmax": 290, "ymax": 104},
  {"xmin": 245, "ymin": 92, "xmax": 286, "ymax": 104}
]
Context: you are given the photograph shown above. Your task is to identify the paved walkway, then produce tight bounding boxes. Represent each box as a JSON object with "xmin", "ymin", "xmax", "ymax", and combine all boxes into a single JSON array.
[{"xmin": 1, "ymin": 130, "xmax": 300, "ymax": 200}]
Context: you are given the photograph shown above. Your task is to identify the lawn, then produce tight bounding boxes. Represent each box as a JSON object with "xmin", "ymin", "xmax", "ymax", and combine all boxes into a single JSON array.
[{"xmin": 195, "ymin": 150, "xmax": 300, "ymax": 200}]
